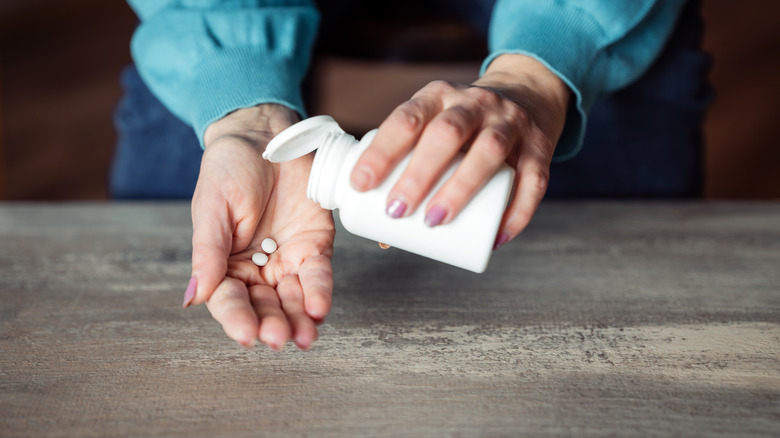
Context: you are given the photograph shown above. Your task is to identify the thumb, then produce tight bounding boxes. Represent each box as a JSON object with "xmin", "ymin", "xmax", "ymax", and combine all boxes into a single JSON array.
[{"xmin": 184, "ymin": 190, "xmax": 232, "ymax": 308}]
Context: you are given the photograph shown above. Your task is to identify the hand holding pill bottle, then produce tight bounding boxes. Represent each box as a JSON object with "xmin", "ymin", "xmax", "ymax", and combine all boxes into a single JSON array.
[{"xmin": 264, "ymin": 116, "xmax": 514, "ymax": 273}]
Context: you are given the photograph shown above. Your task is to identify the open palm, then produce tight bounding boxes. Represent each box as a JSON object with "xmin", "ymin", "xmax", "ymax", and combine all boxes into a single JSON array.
[{"xmin": 186, "ymin": 120, "xmax": 335, "ymax": 351}]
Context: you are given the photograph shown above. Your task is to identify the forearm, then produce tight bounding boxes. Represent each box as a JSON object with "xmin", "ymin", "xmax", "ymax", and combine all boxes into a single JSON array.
[
  {"xmin": 485, "ymin": 0, "xmax": 687, "ymax": 159},
  {"xmin": 127, "ymin": 0, "xmax": 319, "ymax": 146}
]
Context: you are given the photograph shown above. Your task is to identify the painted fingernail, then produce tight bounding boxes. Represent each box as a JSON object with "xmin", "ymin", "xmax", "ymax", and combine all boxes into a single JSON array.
[
  {"xmin": 424, "ymin": 205, "xmax": 447, "ymax": 227},
  {"xmin": 260, "ymin": 333, "xmax": 284, "ymax": 352},
  {"xmin": 386, "ymin": 199, "xmax": 407, "ymax": 219},
  {"xmin": 182, "ymin": 277, "xmax": 197, "ymax": 308},
  {"xmin": 493, "ymin": 233, "xmax": 510, "ymax": 250},
  {"xmin": 237, "ymin": 337, "xmax": 256, "ymax": 349},
  {"xmin": 351, "ymin": 166, "xmax": 371, "ymax": 191},
  {"xmin": 296, "ymin": 339, "xmax": 312, "ymax": 352}
]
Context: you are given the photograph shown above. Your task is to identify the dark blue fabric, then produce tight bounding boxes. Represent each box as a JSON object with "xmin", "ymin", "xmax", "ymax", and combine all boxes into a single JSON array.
[
  {"xmin": 111, "ymin": 66, "xmax": 201, "ymax": 199},
  {"xmin": 546, "ymin": 0, "xmax": 712, "ymax": 198},
  {"xmin": 110, "ymin": 0, "xmax": 711, "ymax": 199}
]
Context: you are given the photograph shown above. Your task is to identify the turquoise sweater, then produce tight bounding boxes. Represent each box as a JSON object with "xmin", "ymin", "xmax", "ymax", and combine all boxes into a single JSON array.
[{"xmin": 128, "ymin": 0, "xmax": 686, "ymax": 159}]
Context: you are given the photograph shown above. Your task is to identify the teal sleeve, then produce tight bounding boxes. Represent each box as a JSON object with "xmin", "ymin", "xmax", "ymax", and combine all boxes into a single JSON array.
[
  {"xmin": 127, "ymin": 0, "xmax": 320, "ymax": 146},
  {"xmin": 482, "ymin": 0, "xmax": 687, "ymax": 160}
]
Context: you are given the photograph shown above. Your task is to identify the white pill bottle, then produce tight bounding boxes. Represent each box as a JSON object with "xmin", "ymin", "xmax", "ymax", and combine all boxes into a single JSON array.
[{"xmin": 263, "ymin": 116, "xmax": 515, "ymax": 273}]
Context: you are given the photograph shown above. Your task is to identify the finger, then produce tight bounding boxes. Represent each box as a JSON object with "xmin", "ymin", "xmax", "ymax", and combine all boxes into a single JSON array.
[
  {"xmin": 187, "ymin": 191, "xmax": 232, "ymax": 307},
  {"xmin": 386, "ymin": 103, "xmax": 481, "ymax": 219},
  {"xmin": 349, "ymin": 83, "xmax": 446, "ymax": 192},
  {"xmin": 248, "ymin": 284, "xmax": 291, "ymax": 351},
  {"xmin": 298, "ymin": 254, "xmax": 333, "ymax": 322},
  {"xmin": 494, "ymin": 147, "xmax": 551, "ymax": 250},
  {"xmin": 276, "ymin": 275, "xmax": 318, "ymax": 351},
  {"xmin": 206, "ymin": 277, "xmax": 259, "ymax": 348},
  {"xmin": 424, "ymin": 122, "xmax": 518, "ymax": 227}
]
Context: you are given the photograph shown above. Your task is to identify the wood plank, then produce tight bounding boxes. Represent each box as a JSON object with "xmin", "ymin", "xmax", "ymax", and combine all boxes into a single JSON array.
[{"xmin": 0, "ymin": 202, "xmax": 778, "ymax": 436}]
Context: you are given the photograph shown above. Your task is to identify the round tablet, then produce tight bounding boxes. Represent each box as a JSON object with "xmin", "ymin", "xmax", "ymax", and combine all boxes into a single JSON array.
[
  {"xmin": 251, "ymin": 252, "xmax": 269, "ymax": 267},
  {"xmin": 261, "ymin": 238, "xmax": 278, "ymax": 254}
]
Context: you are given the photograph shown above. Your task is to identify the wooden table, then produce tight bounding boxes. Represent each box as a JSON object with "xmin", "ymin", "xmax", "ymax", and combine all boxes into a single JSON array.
[{"xmin": 1, "ymin": 202, "xmax": 778, "ymax": 437}]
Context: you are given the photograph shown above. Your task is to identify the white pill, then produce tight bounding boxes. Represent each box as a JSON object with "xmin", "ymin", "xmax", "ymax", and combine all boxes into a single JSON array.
[
  {"xmin": 251, "ymin": 252, "xmax": 269, "ymax": 267},
  {"xmin": 261, "ymin": 238, "xmax": 278, "ymax": 254}
]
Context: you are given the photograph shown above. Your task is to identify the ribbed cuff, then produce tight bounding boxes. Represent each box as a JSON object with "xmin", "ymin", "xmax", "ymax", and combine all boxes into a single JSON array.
[
  {"xmin": 188, "ymin": 47, "xmax": 308, "ymax": 147},
  {"xmin": 482, "ymin": 2, "xmax": 606, "ymax": 160},
  {"xmin": 481, "ymin": 50, "xmax": 586, "ymax": 162}
]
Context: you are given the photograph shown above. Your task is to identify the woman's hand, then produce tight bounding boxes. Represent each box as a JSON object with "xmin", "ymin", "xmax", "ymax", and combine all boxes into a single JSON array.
[
  {"xmin": 349, "ymin": 54, "xmax": 570, "ymax": 248},
  {"xmin": 183, "ymin": 104, "xmax": 335, "ymax": 351}
]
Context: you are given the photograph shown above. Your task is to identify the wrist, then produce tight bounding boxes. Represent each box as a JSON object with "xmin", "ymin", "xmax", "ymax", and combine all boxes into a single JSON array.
[
  {"xmin": 204, "ymin": 104, "xmax": 299, "ymax": 149},
  {"xmin": 475, "ymin": 54, "xmax": 570, "ymax": 141}
]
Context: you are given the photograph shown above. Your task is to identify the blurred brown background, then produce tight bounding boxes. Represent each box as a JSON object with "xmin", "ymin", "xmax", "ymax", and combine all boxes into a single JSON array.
[{"xmin": 0, "ymin": 0, "xmax": 778, "ymax": 200}]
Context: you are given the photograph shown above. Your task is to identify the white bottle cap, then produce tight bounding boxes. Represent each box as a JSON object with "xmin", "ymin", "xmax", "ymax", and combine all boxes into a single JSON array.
[{"xmin": 263, "ymin": 115, "xmax": 341, "ymax": 163}]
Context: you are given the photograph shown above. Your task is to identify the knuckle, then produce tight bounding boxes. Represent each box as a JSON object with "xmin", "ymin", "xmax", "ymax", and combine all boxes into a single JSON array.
[
  {"xmin": 433, "ymin": 114, "xmax": 466, "ymax": 141},
  {"xmin": 479, "ymin": 128, "xmax": 513, "ymax": 158},
  {"xmin": 525, "ymin": 166, "xmax": 550, "ymax": 193},
  {"xmin": 504, "ymin": 102, "xmax": 529, "ymax": 126},
  {"xmin": 366, "ymin": 141, "xmax": 394, "ymax": 164},
  {"xmin": 448, "ymin": 174, "xmax": 480, "ymax": 199},
  {"xmin": 359, "ymin": 153, "xmax": 390, "ymax": 178},
  {"xmin": 393, "ymin": 101, "xmax": 425, "ymax": 133},
  {"xmin": 468, "ymin": 86, "xmax": 501, "ymax": 106},
  {"xmin": 191, "ymin": 234, "xmax": 216, "ymax": 256},
  {"xmin": 425, "ymin": 80, "xmax": 455, "ymax": 93},
  {"xmin": 209, "ymin": 279, "xmax": 239, "ymax": 303},
  {"xmin": 303, "ymin": 265, "xmax": 332, "ymax": 289},
  {"xmin": 254, "ymin": 295, "xmax": 280, "ymax": 309},
  {"xmin": 511, "ymin": 208, "xmax": 534, "ymax": 230},
  {"xmin": 447, "ymin": 105, "xmax": 472, "ymax": 124},
  {"xmin": 395, "ymin": 172, "xmax": 427, "ymax": 199}
]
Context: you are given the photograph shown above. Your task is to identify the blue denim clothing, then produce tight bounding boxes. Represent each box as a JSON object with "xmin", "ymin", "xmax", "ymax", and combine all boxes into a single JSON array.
[
  {"xmin": 546, "ymin": 0, "xmax": 711, "ymax": 197},
  {"xmin": 111, "ymin": 0, "xmax": 710, "ymax": 199},
  {"xmin": 111, "ymin": 66, "xmax": 201, "ymax": 199}
]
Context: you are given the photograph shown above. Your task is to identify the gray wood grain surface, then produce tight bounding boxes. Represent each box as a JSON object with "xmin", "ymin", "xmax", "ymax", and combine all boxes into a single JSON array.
[{"xmin": 1, "ymin": 202, "xmax": 778, "ymax": 437}]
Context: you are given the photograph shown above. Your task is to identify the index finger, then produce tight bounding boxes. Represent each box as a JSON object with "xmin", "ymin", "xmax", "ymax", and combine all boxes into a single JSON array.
[{"xmin": 349, "ymin": 91, "xmax": 440, "ymax": 192}]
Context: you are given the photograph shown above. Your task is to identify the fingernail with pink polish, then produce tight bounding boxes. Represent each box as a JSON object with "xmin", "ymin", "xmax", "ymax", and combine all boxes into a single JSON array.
[
  {"xmin": 182, "ymin": 277, "xmax": 197, "ymax": 308},
  {"xmin": 386, "ymin": 199, "xmax": 407, "ymax": 219},
  {"xmin": 493, "ymin": 233, "xmax": 510, "ymax": 250},
  {"xmin": 260, "ymin": 333, "xmax": 284, "ymax": 352},
  {"xmin": 237, "ymin": 337, "xmax": 256, "ymax": 350},
  {"xmin": 424, "ymin": 205, "xmax": 447, "ymax": 227},
  {"xmin": 296, "ymin": 339, "xmax": 312, "ymax": 352}
]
